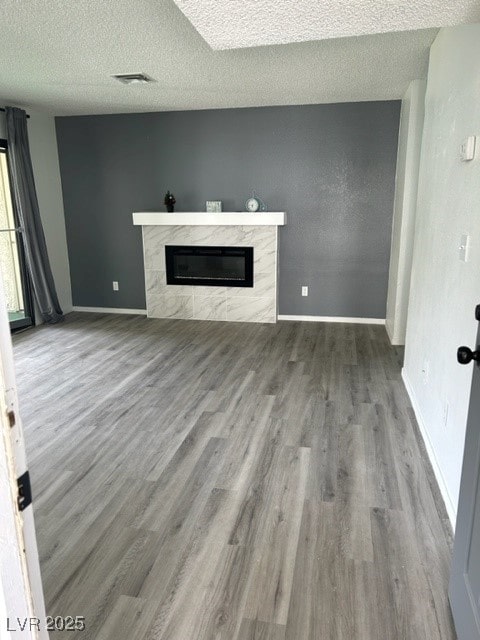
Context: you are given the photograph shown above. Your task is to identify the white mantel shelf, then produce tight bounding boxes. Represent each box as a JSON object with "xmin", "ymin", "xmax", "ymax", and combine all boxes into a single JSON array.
[{"xmin": 133, "ymin": 212, "xmax": 285, "ymax": 226}]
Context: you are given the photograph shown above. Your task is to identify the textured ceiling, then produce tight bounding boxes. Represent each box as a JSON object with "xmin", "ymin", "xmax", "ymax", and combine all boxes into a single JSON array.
[
  {"xmin": 0, "ymin": 0, "xmax": 443, "ymax": 116},
  {"xmin": 174, "ymin": 0, "xmax": 480, "ymax": 50}
]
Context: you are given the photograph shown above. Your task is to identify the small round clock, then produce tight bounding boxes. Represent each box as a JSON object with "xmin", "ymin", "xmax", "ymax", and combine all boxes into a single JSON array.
[{"xmin": 246, "ymin": 197, "xmax": 260, "ymax": 212}]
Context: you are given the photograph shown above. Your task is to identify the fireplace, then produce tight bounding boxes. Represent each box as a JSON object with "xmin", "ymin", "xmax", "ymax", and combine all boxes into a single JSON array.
[
  {"xmin": 165, "ymin": 245, "xmax": 254, "ymax": 287},
  {"xmin": 134, "ymin": 213, "xmax": 285, "ymax": 322}
]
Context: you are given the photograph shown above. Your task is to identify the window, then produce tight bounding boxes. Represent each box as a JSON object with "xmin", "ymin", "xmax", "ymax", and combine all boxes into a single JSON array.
[{"xmin": 0, "ymin": 140, "xmax": 34, "ymax": 329}]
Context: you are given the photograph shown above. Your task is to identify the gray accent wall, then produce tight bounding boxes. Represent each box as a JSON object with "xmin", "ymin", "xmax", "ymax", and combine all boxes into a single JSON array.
[{"xmin": 56, "ymin": 102, "xmax": 400, "ymax": 316}]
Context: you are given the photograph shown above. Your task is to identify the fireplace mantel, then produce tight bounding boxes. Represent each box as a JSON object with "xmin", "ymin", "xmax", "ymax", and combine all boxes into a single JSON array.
[{"xmin": 133, "ymin": 212, "xmax": 285, "ymax": 226}]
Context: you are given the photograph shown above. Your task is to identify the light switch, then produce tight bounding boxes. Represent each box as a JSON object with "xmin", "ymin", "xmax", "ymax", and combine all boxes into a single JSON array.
[
  {"xmin": 459, "ymin": 234, "xmax": 470, "ymax": 262},
  {"xmin": 460, "ymin": 136, "xmax": 476, "ymax": 162}
]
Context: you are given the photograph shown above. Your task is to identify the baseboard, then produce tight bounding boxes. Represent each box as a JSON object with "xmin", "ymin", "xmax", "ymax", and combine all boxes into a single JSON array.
[
  {"xmin": 72, "ymin": 306, "xmax": 147, "ymax": 315},
  {"xmin": 402, "ymin": 369, "xmax": 457, "ymax": 528},
  {"xmin": 277, "ymin": 315, "xmax": 385, "ymax": 325}
]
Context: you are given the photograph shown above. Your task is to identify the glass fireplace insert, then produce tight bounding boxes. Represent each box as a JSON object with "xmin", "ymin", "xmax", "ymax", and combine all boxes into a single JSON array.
[{"xmin": 165, "ymin": 245, "xmax": 254, "ymax": 287}]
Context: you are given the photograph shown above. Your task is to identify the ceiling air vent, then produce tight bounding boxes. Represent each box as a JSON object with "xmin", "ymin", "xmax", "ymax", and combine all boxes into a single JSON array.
[{"xmin": 112, "ymin": 73, "xmax": 155, "ymax": 85}]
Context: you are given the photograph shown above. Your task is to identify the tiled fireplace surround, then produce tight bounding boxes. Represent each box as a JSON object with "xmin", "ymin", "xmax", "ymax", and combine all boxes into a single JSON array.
[{"xmin": 134, "ymin": 213, "xmax": 285, "ymax": 323}]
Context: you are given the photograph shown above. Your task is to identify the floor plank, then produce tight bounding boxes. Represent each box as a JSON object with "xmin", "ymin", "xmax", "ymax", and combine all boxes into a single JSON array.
[{"xmin": 12, "ymin": 313, "xmax": 456, "ymax": 640}]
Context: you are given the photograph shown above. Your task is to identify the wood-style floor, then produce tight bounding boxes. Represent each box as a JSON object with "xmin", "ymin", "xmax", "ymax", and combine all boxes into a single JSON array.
[{"xmin": 13, "ymin": 313, "xmax": 456, "ymax": 640}]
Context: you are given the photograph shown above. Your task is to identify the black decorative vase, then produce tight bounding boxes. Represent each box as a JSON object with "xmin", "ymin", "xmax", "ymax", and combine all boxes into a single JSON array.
[{"xmin": 166, "ymin": 205, "xmax": 174, "ymax": 213}]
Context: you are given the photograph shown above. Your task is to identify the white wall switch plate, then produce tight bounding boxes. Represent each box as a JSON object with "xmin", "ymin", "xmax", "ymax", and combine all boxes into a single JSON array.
[
  {"xmin": 113, "ymin": 281, "xmax": 119, "ymax": 291},
  {"xmin": 459, "ymin": 234, "xmax": 470, "ymax": 262},
  {"xmin": 302, "ymin": 286, "xmax": 308, "ymax": 297},
  {"xmin": 460, "ymin": 136, "xmax": 476, "ymax": 161}
]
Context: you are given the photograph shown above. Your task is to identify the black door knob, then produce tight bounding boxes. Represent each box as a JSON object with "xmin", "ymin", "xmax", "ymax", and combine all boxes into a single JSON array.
[{"xmin": 457, "ymin": 346, "xmax": 480, "ymax": 365}]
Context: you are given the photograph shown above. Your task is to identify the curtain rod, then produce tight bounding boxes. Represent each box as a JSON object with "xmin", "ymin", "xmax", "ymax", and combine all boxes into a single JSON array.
[{"xmin": 0, "ymin": 107, "xmax": 30, "ymax": 119}]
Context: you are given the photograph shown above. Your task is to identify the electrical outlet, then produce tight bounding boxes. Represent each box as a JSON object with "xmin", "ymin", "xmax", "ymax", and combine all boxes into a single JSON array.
[
  {"xmin": 302, "ymin": 286, "xmax": 308, "ymax": 297},
  {"xmin": 112, "ymin": 281, "xmax": 119, "ymax": 291}
]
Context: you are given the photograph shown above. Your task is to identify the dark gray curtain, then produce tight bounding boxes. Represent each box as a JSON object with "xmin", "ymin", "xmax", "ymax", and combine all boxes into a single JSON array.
[{"xmin": 6, "ymin": 107, "xmax": 63, "ymax": 324}]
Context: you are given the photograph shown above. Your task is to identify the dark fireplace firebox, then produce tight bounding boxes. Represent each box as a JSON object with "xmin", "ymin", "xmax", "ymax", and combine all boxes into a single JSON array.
[{"xmin": 165, "ymin": 245, "xmax": 254, "ymax": 287}]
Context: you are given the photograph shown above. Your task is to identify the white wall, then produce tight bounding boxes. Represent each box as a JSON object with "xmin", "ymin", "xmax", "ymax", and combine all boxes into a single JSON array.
[
  {"xmin": 0, "ymin": 106, "xmax": 72, "ymax": 314},
  {"xmin": 403, "ymin": 24, "xmax": 480, "ymax": 525},
  {"xmin": 386, "ymin": 79, "xmax": 426, "ymax": 345}
]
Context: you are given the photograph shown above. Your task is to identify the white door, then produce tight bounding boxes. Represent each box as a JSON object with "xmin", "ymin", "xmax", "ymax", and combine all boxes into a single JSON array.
[
  {"xmin": 0, "ymin": 266, "xmax": 48, "ymax": 639},
  {"xmin": 449, "ymin": 305, "xmax": 480, "ymax": 638}
]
